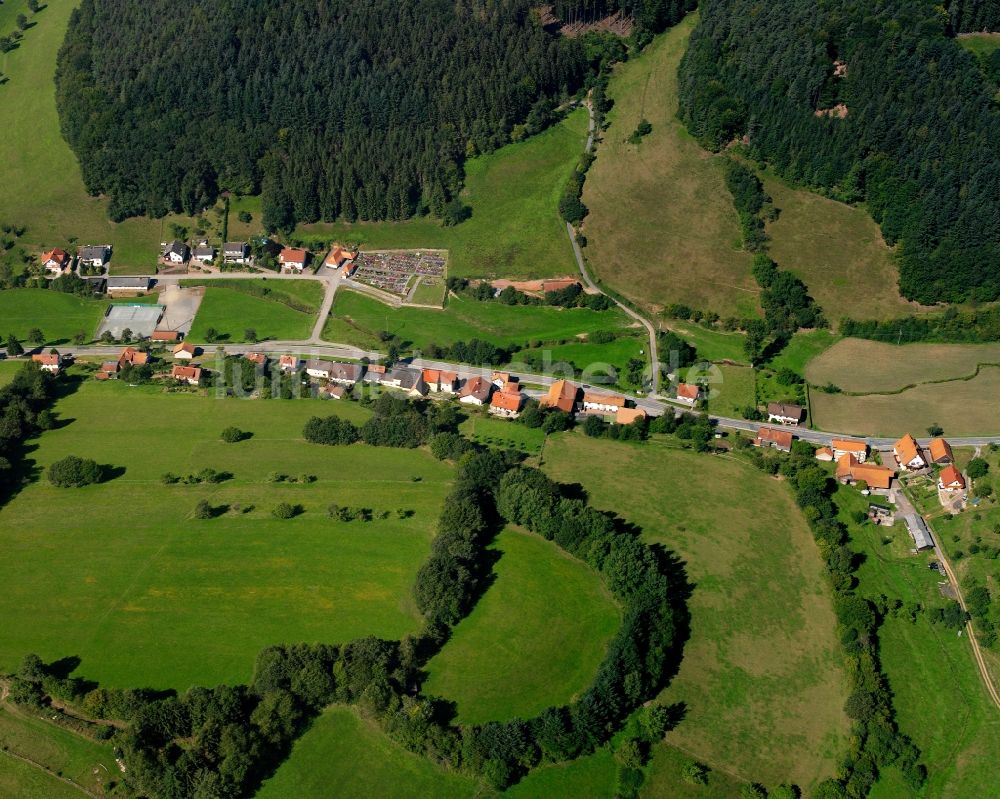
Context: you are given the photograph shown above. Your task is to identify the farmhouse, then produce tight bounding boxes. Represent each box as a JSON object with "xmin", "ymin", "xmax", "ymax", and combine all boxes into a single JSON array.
[
  {"xmin": 814, "ymin": 447, "xmax": 834, "ymax": 462},
  {"xmin": 615, "ymin": 407, "xmax": 647, "ymax": 425},
  {"xmin": 832, "ymin": 438, "xmax": 868, "ymax": 462},
  {"xmin": 304, "ymin": 359, "xmax": 335, "ymax": 380},
  {"xmin": 279, "ymin": 355, "xmax": 299, "ymax": 372},
  {"xmin": 171, "ymin": 365, "xmax": 202, "ymax": 386},
  {"xmin": 279, "ymin": 248, "xmax": 309, "ymax": 272},
  {"xmin": 78, "ymin": 245, "xmax": 111, "ymax": 268},
  {"xmin": 767, "ymin": 402, "xmax": 804, "ymax": 426},
  {"xmin": 151, "ymin": 330, "xmax": 181, "ymax": 342},
  {"xmin": 902, "ymin": 514, "xmax": 934, "ymax": 551},
  {"xmin": 106, "ymin": 277, "xmax": 152, "ymax": 295},
  {"xmin": 40, "ymin": 248, "xmax": 71, "ymax": 275},
  {"xmin": 223, "ymin": 242, "xmax": 250, "ymax": 265},
  {"xmin": 97, "ymin": 361, "xmax": 119, "ymax": 379},
  {"xmin": 893, "ymin": 434, "xmax": 926, "ymax": 471},
  {"xmin": 163, "ymin": 240, "xmax": 190, "ymax": 264},
  {"xmin": 324, "ymin": 362, "xmax": 363, "ymax": 386},
  {"xmin": 490, "ymin": 388, "xmax": 524, "ymax": 418},
  {"xmin": 31, "ymin": 352, "xmax": 62, "ymax": 373},
  {"xmin": 244, "ymin": 352, "xmax": 267, "ymax": 366},
  {"xmin": 928, "ymin": 438, "xmax": 954, "ymax": 464},
  {"xmin": 491, "ymin": 372, "xmax": 511, "ymax": 388},
  {"xmin": 459, "ymin": 376, "xmax": 493, "ymax": 406},
  {"xmin": 676, "ymin": 382, "xmax": 700, "ymax": 405},
  {"xmin": 836, "ymin": 454, "xmax": 895, "ymax": 490},
  {"xmin": 119, "ymin": 347, "xmax": 149, "ymax": 367},
  {"xmin": 193, "ymin": 243, "xmax": 215, "ymax": 263},
  {"xmin": 754, "ymin": 426, "xmax": 794, "ymax": 453},
  {"xmin": 422, "ymin": 369, "xmax": 458, "ymax": 393},
  {"xmin": 583, "ymin": 391, "xmax": 625, "ymax": 414},
  {"xmin": 320, "ymin": 384, "xmax": 347, "ymax": 400},
  {"xmin": 540, "ymin": 379, "xmax": 579, "ymax": 413},
  {"xmin": 938, "ymin": 465, "xmax": 966, "ymax": 492},
  {"xmin": 172, "ymin": 342, "xmax": 196, "ymax": 360}
]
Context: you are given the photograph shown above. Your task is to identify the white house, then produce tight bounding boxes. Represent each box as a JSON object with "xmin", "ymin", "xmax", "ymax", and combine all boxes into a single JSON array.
[
  {"xmin": 163, "ymin": 240, "xmax": 189, "ymax": 264},
  {"xmin": 831, "ymin": 438, "xmax": 869, "ymax": 463},
  {"xmin": 459, "ymin": 376, "xmax": 493, "ymax": 406},
  {"xmin": 172, "ymin": 342, "xmax": 196, "ymax": 360},
  {"xmin": 583, "ymin": 391, "xmax": 625, "ymax": 414},
  {"xmin": 40, "ymin": 248, "xmax": 71, "ymax": 275},
  {"xmin": 894, "ymin": 434, "xmax": 927, "ymax": 471},
  {"xmin": 279, "ymin": 248, "xmax": 308, "ymax": 272},
  {"xmin": 193, "ymin": 242, "xmax": 215, "ymax": 263},
  {"xmin": 78, "ymin": 245, "xmax": 111, "ymax": 269},
  {"xmin": 767, "ymin": 402, "xmax": 804, "ymax": 426},
  {"xmin": 676, "ymin": 383, "xmax": 700, "ymax": 405},
  {"xmin": 489, "ymin": 389, "xmax": 524, "ymax": 419},
  {"xmin": 223, "ymin": 242, "xmax": 249, "ymax": 264},
  {"xmin": 32, "ymin": 352, "xmax": 62, "ymax": 373}
]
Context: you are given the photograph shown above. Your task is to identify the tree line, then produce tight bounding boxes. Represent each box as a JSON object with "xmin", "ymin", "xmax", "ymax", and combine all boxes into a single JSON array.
[
  {"xmin": 0, "ymin": 363, "xmax": 59, "ymax": 506},
  {"xmin": 57, "ymin": 0, "xmax": 594, "ymax": 229},
  {"xmin": 550, "ymin": 0, "xmax": 695, "ymax": 33},
  {"xmin": 679, "ymin": 0, "xmax": 1000, "ymax": 304}
]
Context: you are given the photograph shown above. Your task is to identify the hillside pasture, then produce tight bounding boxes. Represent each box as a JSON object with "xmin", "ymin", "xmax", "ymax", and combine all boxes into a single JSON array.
[
  {"xmin": 809, "ymin": 367, "xmax": 1000, "ymax": 436},
  {"xmin": 761, "ymin": 170, "xmax": 929, "ymax": 324},
  {"xmin": 543, "ymin": 434, "xmax": 849, "ymax": 792},
  {"xmin": 422, "ymin": 527, "xmax": 620, "ymax": 724},
  {"xmin": 805, "ymin": 338, "xmax": 1000, "ymax": 393},
  {"xmin": 294, "ymin": 107, "xmax": 589, "ymax": 280},
  {"xmin": 324, "ymin": 289, "xmax": 632, "ymax": 353},
  {"xmin": 0, "ymin": 380, "xmax": 453, "ymax": 689},
  {"xmin": 581, "ymin": 15, "xmax": 758, "ymax": 320}
]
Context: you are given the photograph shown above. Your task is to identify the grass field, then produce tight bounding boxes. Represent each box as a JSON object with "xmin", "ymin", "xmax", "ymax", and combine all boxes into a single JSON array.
[
  {"xmin": 256, "ymin": 705, "xmax": 619, "ymax": 799},
  {"xmin": 181, "ymin": 278, "xmax": 325, "ymax": 313},
  {"xmin": 761, "ymin": 171, "xmax": 928, "ymax": 324},
  {"xmin": 293, "ymin": 108, "xmax": 589, "ymax": 281},
  {"xmin": 834, "ymin": 487, "xmax": 1000, "ymax": 799},
  {"xmin": 810, "ymin": 367, "xmax": 1000, "ymax": 436},
  {"xmin": 0, "ymin": 379, "xmax": 454, "ymax": 689},
  {"xmin": 805, "ymin": 338, "xmax": 1000, "ymax": 393},
  {"xmin": 0, "ymin": 0, "xmax": 207, "ymax": 272},
  {"xmin": 665, "ymin": 320, "xmax": 750, "ymax": 364},
  {"xmin": 422, "ymin": 527, "xmax": 620, "ymax": 724},
  {"xmin": 459, "ymin": 415, "xmax": 546, "ymax": 456},
  {"xmin": 706, "ymin": 363, "xmax": 755, "ymax": 418},
  {"xmin": 0, "ymin": 705, "xmax": 117, "ymax": 797},
  {"xmin": 766, "ymin": 330, "xmax": 839, "ymax": 375},
  {"xmin": 581, "ymin": 14, "xmax": 758, "ymax": 320},
  {"xmin": 543, "ymin": 434, "xmax": 849, "ymax": 792},
  {"xmin": 0, "ymin": 752, "xmax": 90, "ymax": 799},
  {"xmin": 515, "ymin": 334, "xmax": 647, "ymax": 379},
  {"xmin": 0, "ymin": 289, "xmax": 107, "ymax": 345},
  {"xmin": 186, "ymin": 286, "xmax": 319, "ymax": 343},
  {"xmin": 324, "ymin": 289, "xmax": 632, "ymax": 353}
]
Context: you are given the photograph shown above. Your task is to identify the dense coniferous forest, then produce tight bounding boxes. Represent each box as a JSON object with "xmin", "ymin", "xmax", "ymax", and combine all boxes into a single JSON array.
[
  {"xmin": 948, "ymin": 0, "xmax": 1000, "ymax": 32},
  {"xmin": 550, "ymin": 0, "xmax": 695, "ymax": 30},
  {"xmin": 56, "ymin": 0, "xmax": 589, "ymax": 228},
  {"xmin": 678, "ymin": 0, "xmax": 1000, "ymax": 304}
]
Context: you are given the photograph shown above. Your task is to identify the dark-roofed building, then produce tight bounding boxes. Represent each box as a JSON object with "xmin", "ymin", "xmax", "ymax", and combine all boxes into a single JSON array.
[
  {"xmin": 381, "ymin": 366, "xmax": 428, "ymax": 396},
  {"xmin": 193, "ymin": 243, "xmax": 215, "ymax": 263},
  {"xmin": 163, "ymin": 240, "xmax": 189, "ymax": 264},
  {"xmin": 106, "ymin": 276, "xmax": 152, "ymax": 294},
  {"xmin": 767, "ymin": 402, "xmax": 804, "ymax": 426},
  {"xmin": 78, "ymin": 244, "xmax": 111, "ymax": 268},
  {"xmin": 223, "ymin": 242, "xmax": 249, "ymax": 264},
  {"xmin": 459, "ymin": 376, "xmax": 493, "ymax": 406},
  {"xmin": 902, "ymin": 514, "xmax": 934, "ymax": 551}
]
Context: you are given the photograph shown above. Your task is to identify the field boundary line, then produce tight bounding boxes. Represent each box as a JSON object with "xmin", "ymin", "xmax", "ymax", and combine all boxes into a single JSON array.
[{"xmin": 0, "ymin": 746, "xmax": 98, "ymax": 798}]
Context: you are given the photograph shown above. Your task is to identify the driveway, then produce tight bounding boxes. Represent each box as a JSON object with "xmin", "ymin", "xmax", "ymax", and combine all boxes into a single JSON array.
[{"xmin": 157, "ymin": 285, "xmax": 204, "ymax": 335}]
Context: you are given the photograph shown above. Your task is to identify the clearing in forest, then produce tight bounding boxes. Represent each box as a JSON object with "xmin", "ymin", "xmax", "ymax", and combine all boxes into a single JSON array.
[
  {"xmin": 543, "ymin": 434, "xmax": 850, "ymax": 793},
  {"xmin": 581, "ymin": 14, "xmax": 758, "ymax": 320}
]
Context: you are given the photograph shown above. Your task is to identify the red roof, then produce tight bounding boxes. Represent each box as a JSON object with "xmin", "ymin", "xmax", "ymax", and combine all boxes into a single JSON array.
[
  {"xmin": 119, "ymin": 347, "xmax": 148, "ymax": 366},
  {"xmin": 171, "ymin": 365, "xmax": 202, "ymax": 381},
  {"xmin": 151, "ymin": 330, "xmax": 180, "ymax": 342},
  {"xmin": 172, "ymin": 342, "xmax": 196, "ymax": 355},
  {"xmin": 677, "ymin": 383, "xmax": 700, "ymax": 401},
  {"xmin": 41, "ymin": 248, "xmax": 69, "ymax": 265},
  {"xmin": 756, "ymin": 427, "xmax": 793, "ymax": 449},
  {"xmin": 540, "ymin": 379, "xmax": 578, "ymax": 413},
  {"xmin": 279, "ymin": 248, "xmax": 308, "ymax": 264},
  {"xmin": 32, "ymin": 353, "xmax": 60, "ymax": 366},
  {"xmin": 939, "ymin": 465, "xmax": 965, "ymax": 489},
  {"xmin": 245, "ymin": 352, "xmax": 267, "ymax": 364},
  {"xmin": 490, "ymin": 391, "xmax": 523, "ymax": 412}
]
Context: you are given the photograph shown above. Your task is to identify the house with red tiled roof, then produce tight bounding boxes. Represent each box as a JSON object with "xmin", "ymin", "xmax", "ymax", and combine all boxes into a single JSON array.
[
  {"xmin": 615, "ymin": 407, "xmax": 647, "ymax": 425},
  {"xmin": 244, "ymin": 352, "xmax": 268, "ymax": 366},
  {"xmin": 422, "ymin": 369, "xmax": 458, "ymax": 393},
  {"xmin": 489, "ymin": 388, "xmax": 525, "ymax": 418},
  {"xmin": 836, "ymin": 454, "xmax": 895, "ymax": 490},
  {"xmin": 754, "ymin": 426, "xmax": 794, "ymax": 453},
  {"xmin": 893, "ymin": 434, "xmax": 926, "ymax": 471},
  {"xmin": 928, "ymin": 438, "xmax": 954, "ymax": 465},
  {"xmin": 151, "ymin": 330, "xmax": 181, "ymax": 342},
  {"xmin": 325, "ymin": 245, "xmax": 357, "ymax": 271},
  {"xmin": 458, "ymin": 376, "xmax": 493, "ymax": 406},
  {"xmin": 539, "ymin": 379, "xmax": 579, "ymax": 413},
  {"xmin": 938, "ymin": 465, "xmax": 966, "ymax": 492},
  {"xmin": 676, "ymin": 383, "xmax": 700, "ymax": 405},
  {"xmin": 32, "ymin": 352, "xmax": 62, "ymax": 373},
  {"xmin": 831, "ymin": 438, "xmax": 868, "ymax": 462},
  {"xmin": 172, "ymin": 342, "xmax": 196, "ymax": 360},
  {"xmin": 582, "ymin": 391, "xmax": 625, "ymax": 414},
  {"xmin": 171, "ymin": 365, "xmax": 202, "ymax": 386},
  {"xmin": 814, "ymin": 446, "xmax": 834, "ymax": 462},
  {"xmin": 278, "ymin": 248, "xmax": 309, "ymax": 272},
  {"xmin": 40, "ymin": 248, "xmax": 71, "ymax": 275},
  {"xmin": 119, "ymin": 347, "xmax": 149, "ymax": 367},
  {"xmin": 278, "ymin": 355, "xmax": 299, "ymax": 372}
]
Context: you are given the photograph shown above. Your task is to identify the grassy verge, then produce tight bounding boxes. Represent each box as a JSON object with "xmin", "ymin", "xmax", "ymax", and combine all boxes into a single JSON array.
[
  {"xmin": 0, "ymin": 380, "xmax": 452, "ymax": 689},
  {"xmin": 542, "ymin": 434, "xmax": 849, "ymax": 792},
  {"xmin": 581, "ymin": 15, "xmax": 758, "ymax": 320},
  {"xmin": 422, "ymin": 527, "xmax": 620, "ymax": 724}
]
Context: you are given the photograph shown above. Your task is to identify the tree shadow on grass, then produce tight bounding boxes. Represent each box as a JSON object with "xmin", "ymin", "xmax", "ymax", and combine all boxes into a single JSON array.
[{"xmin": 99, "ymin": 464, "xmax": 127, "ymax": 483}]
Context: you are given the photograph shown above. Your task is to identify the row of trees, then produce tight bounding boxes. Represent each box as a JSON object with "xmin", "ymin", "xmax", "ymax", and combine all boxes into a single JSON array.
[
  {"xmin": 550, "ymin": 0, "xmax": 695, "ymax": 33},
  {"xmin": 0, "ymin": 363, "xmax": 58, "ymax": 505},
  {"xmin": 57, "ymin": 0, "xmax": 594, "ymax": 227},
  {"xmin": 448, "ymin": 277, "xmax": 614, "ymax": 310},
  {"xmin": 840, "ymin": 305, "xmax": 1000, "ymax": 344},
  {"xmin": 679, "ymin": 0, "xmax": 1000, "ymax": 303}
]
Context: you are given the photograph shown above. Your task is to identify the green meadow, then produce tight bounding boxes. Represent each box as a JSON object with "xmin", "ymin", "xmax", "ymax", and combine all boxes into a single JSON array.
[
  {"xmin": 0, "ymin": 379, "xmax": 454, "ymax": 689},
  {"xmin": 422, "ymin": 527, "xmax": 620, "ymax": 724},
  {"xmin": 0, "ymin": 289, "xmax": 106, "ymax": 345},
  {"xmin": 324, "ymin": 289, "xmax": 632, "ymax": 353},
  {"xmin": 543, "ymin": 434, "xmax": 850, "ymax": 793},
  {"xmin": 185, "ymin": 282, "xmax": 322, "ymax": 343},
  {"xmin": 459, "ymin": 414, "xmax": 546, "ymax": 456},
  {"xmin": 293, "ymin": 108, "xmax": 589, "ymax": 280}
]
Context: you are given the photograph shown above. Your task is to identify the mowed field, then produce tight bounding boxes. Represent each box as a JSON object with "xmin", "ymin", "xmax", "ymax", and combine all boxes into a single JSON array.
[
  {"xmin": 256, "ymin": 706, "xmax": 619, "ymax": 799},
  {"xmin": 0, "ymin": 288, "xmax": 107, "ymax": 345},
  {"xmin": 543, "ymin": 434, "xmax": 850, "ymax": 792},
  {"xmin": 806, "ymin": 338, "xmax": 1000, "ymax": 435},
  {"xmin": 762, "ymin": 172, "xmax": 929, "ymax": 324},
  {"xmin": 0, "ymin": 0, "xmax": 207, "ymax": 271},
  {"xmin": 835, "ymin": 488, "xmax": 1000, "ymax": 799},
  {"xmin": 324, "ymin": 289, "xmax": 633, "ymax": 353},
  {"xmin": 294, "ymin": 107, "xmax": 589, "ymax": 280},
  {"xmin": 185, "ymin": 287, "xmax": 319, "ymax": 343},
  {"xmin": 422, "ymin": 527, "xmax": 620, "ymax": 724},
  {"xmin": 0, "ymin": 379, "xmax": 455, "ymax": 690},
  {"xmin": 581, "ymin": 14, "xmax": 758, "ymax": 319}
]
